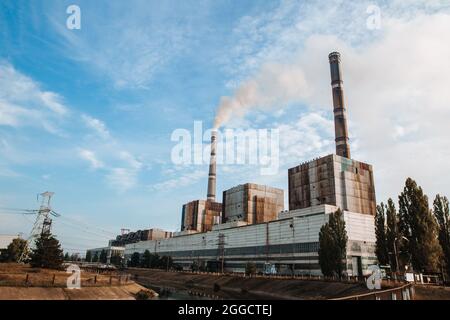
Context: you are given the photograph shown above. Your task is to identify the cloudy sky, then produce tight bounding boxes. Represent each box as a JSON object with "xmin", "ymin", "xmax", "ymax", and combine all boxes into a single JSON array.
[{"xmin": 1, "ymin": 0, "xmax": 449, "ymax": 254}]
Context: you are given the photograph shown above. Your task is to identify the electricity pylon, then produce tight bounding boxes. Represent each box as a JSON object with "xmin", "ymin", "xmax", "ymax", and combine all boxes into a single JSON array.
[{"xmin": 18, "ymin": 192, "xmax": 60, "ymax": 263}]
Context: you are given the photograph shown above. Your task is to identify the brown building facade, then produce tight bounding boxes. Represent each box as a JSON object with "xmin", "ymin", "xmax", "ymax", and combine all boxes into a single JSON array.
[
  {"xmin": 181, "ymin": 200, "xmax": 222, "ymax": 233},
  {"xmin": 222, "ymin": 183, "xmax": 284, "ymax": 224},
  {"xmin": 288, "ymin": 154, "xmax": 376, "ymax": 215}
]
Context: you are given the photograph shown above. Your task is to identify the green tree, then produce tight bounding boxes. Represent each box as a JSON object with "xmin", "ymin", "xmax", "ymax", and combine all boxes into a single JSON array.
[
  {"xmin": 92, "ymin": 252, "xmax": 99, "ymax": 263},
  {"xmin": 3, "ymin": 238, "xmax": 28, "ymax": 262},
  {"xmin": 160, "ymin": 256, "xmax": 173, "ymax": 270},
  {"xmin": 150, "ymin": 253, "xmax": 160, "ymax": 268},
  {"xmin": 386, "ymin": 198, "xmax": 400, "ymax": 271},
  {"xmin": 398, "ymin": 178, "xmax": 442, "ymax": 272},
  {"xmin": 85, "ymin": 250, "xmax": 92, "ymax": 262},
  {"xmin": 319, "ymin": 223, "xmax": 335, "ymax": 277},
  {"xmin": 245, "ymin": 262, "xmax": 257, "ymax": 276},
  {"xmin": 130, "ymin": 252, "xmax": 140, "ymax": 267},
  {"xmin": 29, "ymin": 233, "xmax": 64, "ymax": 269},
  {"xmin": 64, "ymin": 252, "xmax": 70, "ymax": 261},
  {"xmin": 141, "ymin": 250, "xmax": 151, "ymax": 268},
  {"xmin": 375, "ymin": 203, "xmax": 389, "ymax": 265},
  {"xmin": 433, "ymin": 194, "xmax": 450, "ymax": 276},
  {"xmin": 99, "ymin": 249, "xmax": 108, "ymax": 264},
  {"xmin": 318, "ymin": 209, "xmax": 348, "ymax": 278},
  {"xmin": 110, "ymin": 252, "xmax": 122, "ymax": 266}
]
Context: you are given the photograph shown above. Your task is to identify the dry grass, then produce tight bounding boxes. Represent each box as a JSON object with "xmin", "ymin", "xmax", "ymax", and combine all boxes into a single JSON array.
[{"xmin": 0, "ymin": 263, "xmax": 130, "ymax": 288}]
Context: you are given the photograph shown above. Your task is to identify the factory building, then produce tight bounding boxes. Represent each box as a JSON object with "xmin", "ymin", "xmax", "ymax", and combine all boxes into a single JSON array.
[
  {"xmin": 177, "ymin": 130, "xmax": 223, "ymax": 235},
  {"xmin": 86, "ymin": 246, "xmax": 125, "ymax": 264},
  {"xmin": 180, "ymin": 200, "xmax": 222, "ymax": 233},
  {"xmin": 288, "ymin": 155, "xmax": 376, "ymax": 215},
  {"xmin": 122, "ymin": 52, "xmax": 378, "ymax": 276},
  {"xmin": 126, "ymin": 204, "xmax": 375, "ymax": 275},
  {"xmin": 222, "ymin": 183, "xmax": 284, "ymax": 224},
  {"xmin": 109, "ymin": 228, "xmax": 173, "ymax": 247}
]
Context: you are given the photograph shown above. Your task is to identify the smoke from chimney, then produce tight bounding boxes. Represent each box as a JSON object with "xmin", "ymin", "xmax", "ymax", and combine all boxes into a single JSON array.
[
  {"xmin": 206, "ymin": 130, "xmax": 217, "ymax": 201},
  {"xmin": 328, "ymin": 52, "xmax": 351, "ymax": 159},
  {"xmin": 213, "ymin": 63, "xmax": 309, "ymax": 129}
]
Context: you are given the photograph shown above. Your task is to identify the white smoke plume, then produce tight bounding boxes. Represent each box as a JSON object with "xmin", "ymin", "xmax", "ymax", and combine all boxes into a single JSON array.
[{"xmin": 213, "ymin": 63, "xmax": 310, "ymax": 129}]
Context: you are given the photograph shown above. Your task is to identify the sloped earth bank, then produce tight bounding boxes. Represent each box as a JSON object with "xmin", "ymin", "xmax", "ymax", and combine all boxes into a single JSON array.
[
  {"xmin": 129, "ymin": 269, "xmax": 370, "ymax": 300},
  {"xmin": 414, "ymin": 285, "xmax": 450, "ymax": 300},
  {"xmin": 0, "ymin": 283, "xmax": 151, "ymax": 300}
]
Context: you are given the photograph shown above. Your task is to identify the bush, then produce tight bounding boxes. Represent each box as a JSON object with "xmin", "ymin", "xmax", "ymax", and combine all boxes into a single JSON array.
[
  {"xmin": 245, "ymin": 262, "xmax": 257, "ymax": 276},
  {"xmin": 135, "ymin": 289, "xmax": 154, "ymax": 300}
]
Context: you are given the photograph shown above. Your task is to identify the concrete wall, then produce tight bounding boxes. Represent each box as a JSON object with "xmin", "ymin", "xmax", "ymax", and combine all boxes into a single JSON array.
[{"xmin": 288, "ymin": 154, "xmax": 376, "ymax": 215}]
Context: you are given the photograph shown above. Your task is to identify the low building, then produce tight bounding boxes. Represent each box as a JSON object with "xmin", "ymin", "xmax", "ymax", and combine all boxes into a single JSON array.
[
  {"xmin": 86, "ymin": 246, "xmax": 125, "ymax": 264},
  {"xmin": 124, "ymin": 204, "xmax": 376, "ymax": 276},
  {"xmin": 109, "ymin": 228, "xmax": 173, "ymax": 247},
  {"xmin": 222, "ymin": 183, "xmax": 284, "ymax": 224}
]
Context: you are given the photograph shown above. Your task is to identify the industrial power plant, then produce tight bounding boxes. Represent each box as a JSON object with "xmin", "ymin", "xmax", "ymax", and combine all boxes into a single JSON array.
[{"xmin": 88, "ymin": 52, "xmax": 377, "ymax": 277}]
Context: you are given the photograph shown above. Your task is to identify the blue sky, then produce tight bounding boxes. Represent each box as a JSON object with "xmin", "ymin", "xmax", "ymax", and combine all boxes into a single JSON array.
[{"xmin": 1, "ymin": 0, "xmax": 450, "ymax": 254}]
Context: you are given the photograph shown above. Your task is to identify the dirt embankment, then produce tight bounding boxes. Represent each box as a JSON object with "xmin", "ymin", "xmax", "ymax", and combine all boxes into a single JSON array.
[
  {"xmin": 414, "ymin": 285, "xmax": 450, "ymax": 300},
  {"xmin": 0, "ymin": 283, "xmax": 148, "ymax": 300},
  {"xmin": 130, "ymin": 269, "xmax": 371, "ymax": 300},
  {"xmin": 0, "ymin": 263, "xmax": 156, "ymax": 300}
]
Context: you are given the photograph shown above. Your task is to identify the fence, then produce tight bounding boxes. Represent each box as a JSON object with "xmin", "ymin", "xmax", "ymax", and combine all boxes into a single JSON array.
[
  {"xmin": 131, "ymin": 267, "xmax": 395, "ymax": 285},
  {"xmin": 331, "ymin": 283, "xmax": 415, "ymax": 300},
  {"xmin": 0, "ymin": 271, "xmax": 133, "ymax": 288}
]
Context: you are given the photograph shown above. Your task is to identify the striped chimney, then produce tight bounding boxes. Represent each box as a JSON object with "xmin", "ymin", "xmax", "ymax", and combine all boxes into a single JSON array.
[
  {"xmin": 207, "ymin": 130, "xmax": 217, "ymax": 201},
  {"xmin": 329, "ymin": 52, "xmax": 351, "ymax": 159}
]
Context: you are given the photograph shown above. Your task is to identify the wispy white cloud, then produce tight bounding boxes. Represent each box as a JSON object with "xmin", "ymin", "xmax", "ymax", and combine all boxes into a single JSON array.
[
  {"xmin": 48, "ymin": 2, "xmax": 195, "ymax": 89},
  {"xmin": 106, "ymin": 168, "xmax": 140, "ymax": 193},
  {"xmin": 149, "ymin": 169, "xmax": 206, "ymax": 192},
  {"xmin": 0, "ymin": 61, "xmax": 69, "ymax": 133},
  {"xmin": 81, "ymin": 114, "xmax": 111, "ymax": 140},
  {"xmin": 78, "ymin": 148, "xmax": 104, "ymax": 169}
]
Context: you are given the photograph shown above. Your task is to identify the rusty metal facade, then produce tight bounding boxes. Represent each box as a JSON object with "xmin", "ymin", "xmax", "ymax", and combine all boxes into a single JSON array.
[
  {"xmin": 181, "ymin": 199, "xmax": 222, "ymax": 233},
  {"xmin": 222, "ymin": 183, "xmax": 284, "ymax": 224},
  {"xmin": 288, "ymin": 154, "xmax": 376, "ymax": 215}
]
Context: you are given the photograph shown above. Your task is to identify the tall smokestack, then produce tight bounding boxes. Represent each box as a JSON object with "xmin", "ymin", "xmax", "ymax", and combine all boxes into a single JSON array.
[
  {"xmin": 329, "ymin": 52, "xmax": 351, "ymax": 159},
  {"xmin": 207, "ymin": 130, "xmax": 217, "ymax": 202}
]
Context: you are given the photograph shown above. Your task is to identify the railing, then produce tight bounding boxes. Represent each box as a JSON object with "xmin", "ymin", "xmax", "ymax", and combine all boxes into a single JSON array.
[
  {"xmin": 330, "ymin": 283, "xmax": 415, "ymax": 300},
  {"xmin": 130, "ymin": 267, "xmax": 387, "ymax": 284},
  {"xmin": 0, "ymin": 272, "xmax": 133, "ymax": 288}
]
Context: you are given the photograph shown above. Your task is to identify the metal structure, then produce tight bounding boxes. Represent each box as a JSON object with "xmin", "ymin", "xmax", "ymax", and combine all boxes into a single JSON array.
[{"xmin": 18, "ymin": 191, "xmax": 60, "ymax": 263}]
